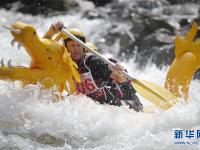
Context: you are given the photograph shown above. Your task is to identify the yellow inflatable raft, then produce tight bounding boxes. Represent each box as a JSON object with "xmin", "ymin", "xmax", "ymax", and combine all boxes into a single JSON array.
[
  {"xmin": 0, "ymin": 21, "xmax": 80, "ymax": 93},
  {"xmin": 165, "ymin": 22, "xmax": 200, "ymax": 101}
]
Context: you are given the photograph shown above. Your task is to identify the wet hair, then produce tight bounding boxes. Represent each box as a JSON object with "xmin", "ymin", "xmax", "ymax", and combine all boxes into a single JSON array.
[{"xmin": 64, "ymin": 36, "xmax": 86, "ymax": 52}]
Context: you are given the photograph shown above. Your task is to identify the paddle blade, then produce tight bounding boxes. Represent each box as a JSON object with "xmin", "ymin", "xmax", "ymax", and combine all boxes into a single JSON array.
[{"xmin": 131, "ymin": 79, "xmax": 178, "ymax": 110}]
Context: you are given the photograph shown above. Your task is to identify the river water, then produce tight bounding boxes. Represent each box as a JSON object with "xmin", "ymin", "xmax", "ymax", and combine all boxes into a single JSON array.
[{"xmin": 0, "ymin": 8, "xmax": 200, "ymax": 150}]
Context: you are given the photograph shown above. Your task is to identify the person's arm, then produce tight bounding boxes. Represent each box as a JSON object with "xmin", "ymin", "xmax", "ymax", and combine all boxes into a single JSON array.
[
  {"xmin": 87, "ymin": 56, "xmax": 127, "ymax": 83},
  {"xmin": 108, "ymin": 58, "xmax": 127, "ymax": 83},
  {"xmin": 109, "ymin": 63, "xmax": 127, "ymax": 83},
  {"xmin": 43, "ymin": 21, "xmax": 64, "ymax": 39}
]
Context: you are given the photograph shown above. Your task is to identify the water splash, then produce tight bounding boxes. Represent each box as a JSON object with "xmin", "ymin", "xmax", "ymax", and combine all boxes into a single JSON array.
[{"xmin": 0, "ymin": 8, "xmax": 200, "ymax": 150}]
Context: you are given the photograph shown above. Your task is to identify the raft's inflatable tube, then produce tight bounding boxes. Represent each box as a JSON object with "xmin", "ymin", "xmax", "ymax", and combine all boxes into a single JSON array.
[
  {"xmin": 165, "ymin": 22, "xmax": 200, "ymax": 101},
  {"xmin": 0, "ymin": 21, "xmax": 80, "ymax": 93}
]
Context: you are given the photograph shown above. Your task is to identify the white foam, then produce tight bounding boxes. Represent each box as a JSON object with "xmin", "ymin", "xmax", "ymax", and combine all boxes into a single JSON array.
[{"xmin": 0, "ymin": 8, "xmax": 200, "ymax": 150}]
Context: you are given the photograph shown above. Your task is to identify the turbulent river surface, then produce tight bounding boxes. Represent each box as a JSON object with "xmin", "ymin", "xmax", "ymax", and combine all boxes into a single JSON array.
[{"xmin": 0, "ymin": 8, "xmax": 200, "ymax": 150}]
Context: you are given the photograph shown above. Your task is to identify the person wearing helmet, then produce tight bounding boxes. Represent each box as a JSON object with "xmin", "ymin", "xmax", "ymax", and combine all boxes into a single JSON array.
[{"xmin": 44, "ymin": 21, "xmax": 143, "ymax": 112}]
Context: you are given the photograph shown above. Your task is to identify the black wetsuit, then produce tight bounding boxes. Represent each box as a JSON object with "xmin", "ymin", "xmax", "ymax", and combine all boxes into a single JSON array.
[{"xmin": 76, "ymin": 53, "xmax": 143, "ymax": 112}]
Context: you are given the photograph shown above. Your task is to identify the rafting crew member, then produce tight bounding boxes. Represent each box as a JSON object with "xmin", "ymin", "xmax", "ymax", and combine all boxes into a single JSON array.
[{"xmin": 44, "ymin": 21, "xmax": 143, "ymax": 112}]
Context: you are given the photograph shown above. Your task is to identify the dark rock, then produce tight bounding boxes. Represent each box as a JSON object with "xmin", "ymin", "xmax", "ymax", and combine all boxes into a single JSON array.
[
  {"xmin": 1, "ymin": 0, "xmax": 16, "ymax": 4},
  {"xmin": 87, "ymin": 0, "xmax": 113, "ymax": 7},
  {"xmin": 21, "ymin": 0, "xmax": 66, "ymax": 10},
  {"xmin": 179, "ymin": 18, "xmax": 190, "ymax": 27},
  {"xmin": 193, "ymin": 69, "xmax": 200, "ymax": 80},
  {"xmin": 132, "ymin": 16, "xmax": 174, "ymax": 38},
  {"xmin": 18, "ymin": 0, "xmax": 75, "ymax": 15},
  {"xmin": 116, "ymin": 16, "xmax": 175, "ymax": 67},
  {"xmin": 151, "ymin": 45, "xmax": 175, "ymax": 68},
  {"xmin": 166, "ymin": 0, "xmax": 200, "ymax": 4},
  {"xmin": 0, "ymin": 0, "xmax": 79, "ymax": 16},
  {"xmin": 100, "ymin": 0, "xmax": 200, "ymax": 70}
]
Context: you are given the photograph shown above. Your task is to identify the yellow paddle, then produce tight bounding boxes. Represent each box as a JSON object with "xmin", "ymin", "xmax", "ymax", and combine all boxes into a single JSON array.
[{"xmin": 61, "ymin": 29, "xmax": 178, "ymax": 110}]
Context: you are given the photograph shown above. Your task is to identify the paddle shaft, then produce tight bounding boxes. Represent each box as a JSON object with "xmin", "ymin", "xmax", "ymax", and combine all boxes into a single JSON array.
[
  {"xmin": 62, "ymin": 30, "xmax": 134, "ymax": 78},
  {"xmin": 61, "ymin": 29, "xmax": 169, "ymax": 102}
]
